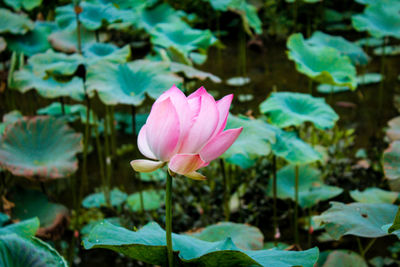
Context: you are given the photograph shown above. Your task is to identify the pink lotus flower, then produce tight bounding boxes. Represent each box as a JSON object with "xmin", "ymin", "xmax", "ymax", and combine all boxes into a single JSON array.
[{"xmin": 130, "ymin": 85, "xmax": 242, "ymax": 180}]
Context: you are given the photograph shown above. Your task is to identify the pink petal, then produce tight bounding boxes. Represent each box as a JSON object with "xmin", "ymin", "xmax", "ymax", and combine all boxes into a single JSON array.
[
  {"xmin": 213, "ymin": 94, "xmax": 233, "ymax": 138},
  {"xmin": 187, "ymin": 86, "xmax": 206, "ymax": 100},
  {"xmin": 185, "ymin": 171, "xmax": 206, "ymax": 180},
  {"xmin": 200, "ymin": 127, "xmax": 243, "ymax": 162},
  {"xmin": 168, "ymin": 153, "xmax": 206, "ymax": 175},
  {"xmin": 146, "ymin": 97, "xmax": 180, "ymax": 161},
  {"xmin": 179, "ymin": 88, "xmax": 219, "ymax": 153},
  {"xmin": 137, "ymin": 125, "xmax": 157, "ymax": 160},
  {"xmin": 130, "ymin": 159, "xmax": 164, "ymax": 173}
]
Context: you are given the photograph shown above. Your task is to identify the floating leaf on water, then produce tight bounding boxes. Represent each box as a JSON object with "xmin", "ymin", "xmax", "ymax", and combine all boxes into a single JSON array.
[
  {"xmin": 266, "ymin": 165, "xmax": 343, "ymax": 208},
  {"xmin": 85, "ymin": 60, "xmax": 182, "ymax": 106},
  {"xmin": 270, "ymin": 126, "xmax": 322, "ymax": 165},
  {"xmin": 3, "ymin": 0, "xmax": 42, "ymax": 11},
  {"xmin": 222, "ymin": 114, "xmax": 275, "ymax": 169},
  {"xmin": 226, "ymin": 77, "xmax": 251, "ymax": 86},
  {"xmin": 352, "ymin": 3, "xmax": 400, "ymax": 38},
  {"xmin": 383, "ymin": 141, "xmax": 400, "ymax": 180},
  {"xmin": 0, "ymin": 8, "xmax": 34, "ymax": 34},
  {"xmin": 313, "ymin": 202, "xmax": 400, "ymax": 239},
  {"xmin": 355, "ymin": 37, "xmax": 384, "ymax": 47},
  {"xmin": 12, "ymin": 66, "xmax": 85, "ymax": 101},
  {"xmin": 350, "ymin": 187, "xmax": 399, "ymax": 204},
  {"xmin": 169, "ymin": 62, "xmax": 221, "ymax": 83},
  {"xmin": 0, "ymin": 116, "xmax": 83, "ymax": 180},
  {"xmin": 6, "ymin": 21, "xmax": 57, "ymax": 56},
  {"xmin": 83, "ymin": 43, "xmax": 131, "ymax": 64},
  {"xmin": 189, "ymin": 222, "xmax": 264, "ymax": 251},
  {"xmin": 260, "ymin": 92, "xmax": 339, "ymax": 130},
  {"xmin": 306, "ymin": 31, "xmax": 369, "ymax": 65},
  {"xmin": 126, "ymin": 189, "xmax": 164, "ymax": 212},
  {"xmin": 83, "ymin": 221, "xmax": 319, "ymax": 266},
  {"xmin": 317, "ymin": 250, "xmax": 368, "ymax": 267},
  {"xmin": 82, "ymin": 188, "xmax": 128, "ymax": 208},
  {"xmin": 287, "ymin": 33, "xmax": 357, "ymax": 89},
  {"xmin": 373, "ymin": 45, "xmax": 400, "ymax": 56}
]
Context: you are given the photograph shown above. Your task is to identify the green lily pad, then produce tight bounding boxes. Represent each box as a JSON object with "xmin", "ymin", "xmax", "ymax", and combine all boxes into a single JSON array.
[
  {"xmin": 150, "ymin": 22, "xmax": 216, "ymax": 59},
  {"xmin": 12, "ymin": 66, "xmax": 85, "ymax": 101},
  {"xmin": 0, "ymin": 116, "xmax": 83, "ymax": 180},
  {"xmin": 260, "ymin": 92, "xmax": 339, "ymax": 130},
  {"xmin": 83, "ymin": 43, "xmax": 130, "ymax": 64},
  {"xmin": 383, "ymin": 141, "xmax": 400, "ymax": 180},
  {"xmin": 386, "ymin": 117, "xmax": 400, "ymax": 142},
  {"xmin": 0, "ymin": 218, "xmax": 39, "ymax": 237},
  {"xmin": 6, "ymin": 22, "xmax": 56, "ymax": 56},
  {"xmin": 82, "ymin": 188, "xmax": 128, "ymax": 208},
  {"xmin": 37, "ymin": 103, "xmax": 95, "ymax": 125},
  {"xmin": 374, "ymin": 45, "xmax": 400, "ymax": 56},
  {"xmin": 226, "ymin": 76, "xmax": 251, "ymax": 86},
  {"xmin": 0, "ymin": 8, "xmax": 34, "ymax": 34},
  {"xmin": 313, "ymin": 202, "xmax": 400, "ymax": 239},
  {"xmin": 85, "ymin": 60, "xmax": 182, "ymax": 106},
  {"xmin": 287, "ymin": 33, "xmax": 357, "ymax": 89},
  {"xmin": 350, "ymin": 187, "xmax": 399, "ymax": 204},
  {"xmin": 317, "ymin": 73, "xmax": 383, "ymax": 93},
  {"xmin": 80, "ymin": 217, "xmax": 122, "ymax": 236},
  {"xmin": 221, "ymin": 114, "xmax": 275, "ymax": 169},
  {"xmin": 55, "ymin": 2, "xmax": 123, "ymax": 31},
  {"xmin": 9, "ymin": 188, "xmax": 68, "ymax": 229},
  {"xmin": 306, "ymin": 31, "xmax": 369, "ymax": 65},
  {"xmin": 28, "ymin": 49, "xmax": 83, "ymax": 76},
  {"xmin": 317, "ymin": 250, "xmax": 368, "ymax": 267},
  {"xmin": 262, "ymin": 242, "xmax": 290, "ymax": 250},
  {"xmin": 352, "ymin": 3, "xmax": 400, "ymax": 38},
  {"xmin": 126, "ymin": 189, "xmax": 164, "ymax": 212},
  {"xmin": 189, "ymin": 222, "xmax": 264, "ymax": 250},
  {"xmin": 169, "ymin": 62, "xmax": 221, "ymax": 83},
  {"xmin": 4, "ymin": 0, "xmax": 42, "ymax": 11},
  {"xmin": 270, "ymin": 126, "xmax": 322, "ymax": 165},
  {"xmin": 355, "ymin": 37, "xmax": 384, "ymax": 47},
  {"xmin": 267, "ymin": 165, "xmax": 343, "ymax": 208},
  {"xmin": 138, "ymin": 3, "xmax": 186, "ymax": 32},
  {"xmin": 84, "ymin": 221, "xmax": 319, "ymax": 266},
  {"xmin": 48, "ymin": 27, "xmax": 105, "ymax": 53}
]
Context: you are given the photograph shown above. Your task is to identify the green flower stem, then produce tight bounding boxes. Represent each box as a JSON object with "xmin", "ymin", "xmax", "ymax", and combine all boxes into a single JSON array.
[
  {"xmin": 358, "ymin": 238, "xmax": 376, "ymax": 258},
  {"xmin": 104, "ymin": 107, "xmax": 112, "ymax": 195},
  {"xmin": 272, "ymin": 155, "xmax": 278, "ymax": 246},
  {"xmin": 74, "ymin": 3, "xmax": 82, "ymax": 54},
  {"xmin": 220, "ymin": 158, "xmax": 230, "ymax": 221},
  {"xmin": 94, "ymin": 114, "xmax": 109, "ymax": 207},
  {"xmin": 166, "ymin": 171, "xmax": 174, "ymax": 267},
  {"xmin": 109, "ymin": 106, "xmax": 117, "ymax": 157},
  {"xmin": 294, "ymin": 164, "xmax": 299, "ymax": 245}
]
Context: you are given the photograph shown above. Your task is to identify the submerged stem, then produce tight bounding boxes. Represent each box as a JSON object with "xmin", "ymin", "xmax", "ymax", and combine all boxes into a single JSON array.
[
  {"xmin": 294, "ymin": 164, "xmax": 299, "ymax": 245},
  {"xmin": 166, "ymin": 171, "xmax": 174, "ymax": 267}
]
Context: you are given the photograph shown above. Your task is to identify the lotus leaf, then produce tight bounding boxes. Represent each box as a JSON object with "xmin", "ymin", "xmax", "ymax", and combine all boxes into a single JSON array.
[
  {"xmin": 388, "ymin": 207, "xmax": 400, "ymax": 233},
  {"xmin": 386, "ymin": 117, "xmax": 400, "ymax": 142},
  {"xmin": 85, "ymin": 60, "xmax": 182, "ymax": 106},
  {"xmin": 189, "ymin": 222, "xmax": 264, "ymax": 250},
  {"xmin": 221, "ymin": 114, "xmax": 275, "ymax": 169},
  {"xmin": 4, "ymin": 0, "xmax": 42, "ymax": 11},
  {"xmin": 352, "ymin": 3, "xmax": 400, "ymax": 38},
  {"xmin": 0, "ymin": 213, "xmax": 9, "ymax": 226},
  {"xmin": 12, "ymin": 66, "xmax": 85, "ymax": 101},
  {"xmin": 306, "ymin": 31, "xmax": 369, "ymax": 65},
  {"xmin": 37, "ymin": 103, "xmax": 95, "ymax": 125},
  {"xmin": 355, "ymin": 37, "xmax": 384, "ymax": 47},
  {"xmin": 260, "ymin": 92, "xmax": 339, "ymax": 130},
  {"xmin": 374, "ymin": 45, "xmax": 400, "ymax": 56},
  {"xmin": 9, "ymin": 188, "xmax": 68, "ymax": 230},
  {"xmin": 287, "ymin": 33, "xmax": 357, "ymax": 89},
  {"xmin": 0, "ymin": 111, "xmax": 23, "ymax": 136},
  {"xmin": 138, "ymin": 3, "xmax": 186, "ymax": 32},
  {"xmin": 317, "ymin": 73, "xmax": 383, "ymax": 93},
  {"xmin": 83, "ymin": 43, "xmax": 130, "ymax": 64},
  {"xmin": 48, "ymin": 27, "xmax": 104, "ymax": 53},
  {"xmin": 150, "ymin": 22, "xmax": 217, "ymax": 58},
  {"xmin": 0, "ymin": 116, "xmax": 83, "ymax": 180},
  {"xmin": 0, "ymin": 37, "xmax": 6, "ymax": 52},
  {"xmin": 313, "ymin": 202, "xmax": 400, "ymax": 239},
  {"xmin": 80, "ymin": 217, "xmax": 122, "ymax": 236},
  {"xmin": 6, "ymin": 22, "xmax": 56, "ymax": 56},
  {"xmin": 286, "ymin": 0, "xmax": 321, "ymax": 2},
  {"xmin": 0, "ymin": 8, "xmax": 34, "ymax": 34},
  {"xmin": 350, "ymin": 187, "xmax": 399, "ymax": 204},
  {"xmin": 317, "ymin": 250, "xmax": 368, "ymax": 267},
  {"xmin": 270, "ymin": 126, "xmax": 322, "ymax": 165},
  {"xmin": 84, "ymin": 221, "xmax": 319, "ymax": 266},
  {"xmin": 316, "ymin": 84, "xmax": 350, "ymax": 94},
  {"xmin": 383, "ymin": 141, "xmax": 400, "ymax": 180},
  {"xmin": 82, "ymin": 188, "xmax": 128, "ymax": 208},
  {"xmin": 55, "ymin": 2, "xmax": 124, "ymax": 31},
  {"xmin": 126, "ymin": 189, "xmax": 164, "ymax": 212},
  {"xmin": 28, "ymin": 50, "xmax": 83, "ymax": 76},
  {"xmin": 226, "ymin": 76, "xmax": 251, "ymax": 86},
  {"xmin": 140, "ymin": 168, "xmax": 165, "ymax": 182},
  {"xmin": 267, "ymin": 165, "xmax": 343, "ymax": 208},
  {"xmin": 169, "ymin": 62, "xmax": 221, "ymax": 83}
]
